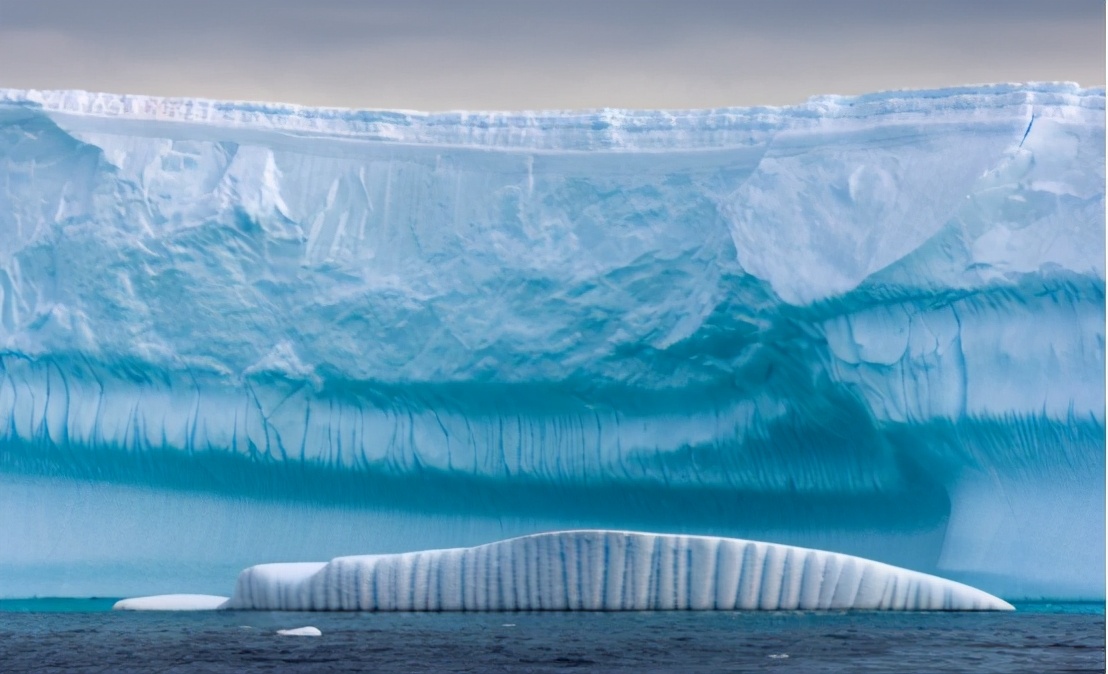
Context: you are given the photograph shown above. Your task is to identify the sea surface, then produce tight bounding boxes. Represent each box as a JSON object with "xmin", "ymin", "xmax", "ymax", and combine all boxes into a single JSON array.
[{"xmin": 0, "ymin": 601, "xmax": 1102, "ymax": 673}]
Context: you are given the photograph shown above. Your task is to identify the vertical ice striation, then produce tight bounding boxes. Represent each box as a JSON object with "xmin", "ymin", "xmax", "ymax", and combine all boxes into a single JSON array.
[
  {"xmin": 0, "ymin": 83, "xmax": 1102, "ymax": 599},
  {"xmin": 224, "ymin": 531, "xmax": 1014, "ymax": 611}
]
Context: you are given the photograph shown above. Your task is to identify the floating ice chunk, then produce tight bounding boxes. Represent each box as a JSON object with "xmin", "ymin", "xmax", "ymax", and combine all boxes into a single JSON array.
[
  {"xmin": 225, "ymin": 531, "xmax": 1013, "ymax": 612},
  {"xmin": 276, "ymin": 626, "xmax": 322, "ymax": 637},
  {"xmin": 112, "ymin": 594, "xmax": 229, "ymax": 611}
]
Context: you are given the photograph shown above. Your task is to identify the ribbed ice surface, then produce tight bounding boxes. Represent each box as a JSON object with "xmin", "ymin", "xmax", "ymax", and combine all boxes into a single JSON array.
[
  {"xmin": 0, "ymin": 83, "xmax": 1102, "ymax": 599},
  {"xmin": 225, "ymin": 531, "xmax": 1012, "ymax": 611}
]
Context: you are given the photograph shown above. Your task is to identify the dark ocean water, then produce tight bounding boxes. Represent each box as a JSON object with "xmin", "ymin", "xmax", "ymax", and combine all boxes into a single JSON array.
[{"xmin": 0, "ymin": 602, "xmax": 1102, "ymax": 673}]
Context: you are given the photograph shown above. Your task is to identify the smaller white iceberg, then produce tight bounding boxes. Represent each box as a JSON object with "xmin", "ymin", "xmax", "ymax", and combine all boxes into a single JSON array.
[
  {"xmin": 224, "ymin": 530, "xmax": 1013, "ymax": 611},
  {"xmin": 112, "ymin": 594, "xmax": 229, "ymax": 611}
]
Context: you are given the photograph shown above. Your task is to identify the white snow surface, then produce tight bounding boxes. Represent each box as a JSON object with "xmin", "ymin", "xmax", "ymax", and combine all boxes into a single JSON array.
[
  {"xmin": 0, "ymin": 83, "xmax": 1102, "ymax": 600},
  {"xmin": 112, "ymin": 594, "xmax": 229, "ymax": 611},
  {"xmin": 224, "ymin": 531, "xmax": 1013, "ymax": 611}
]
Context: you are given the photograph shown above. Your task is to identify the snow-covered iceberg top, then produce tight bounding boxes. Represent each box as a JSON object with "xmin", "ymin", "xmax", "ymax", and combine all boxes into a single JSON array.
[
  {"xmin": 0, "ymin": 82, "xmax": 1100, "ymax": 152},
  {"xmin": 118, "ymin": 531, "xmax": 1013, "ymax": 612}
]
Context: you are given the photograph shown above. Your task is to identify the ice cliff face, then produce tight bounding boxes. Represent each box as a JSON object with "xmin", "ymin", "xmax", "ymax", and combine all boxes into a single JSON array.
[{"xmin": 0, "ymin": 83, "xmax": 1102, "ymax": 599}]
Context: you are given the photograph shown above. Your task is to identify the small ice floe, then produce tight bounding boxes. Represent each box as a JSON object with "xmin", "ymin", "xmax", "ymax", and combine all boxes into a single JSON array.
[
  {"xmin": 112, "ymin": 594, "xmax": 229, "ymax": 611},
  {"xmin": 768, "ymin": 654, "xmax": 789, "ymax": 659},
  {"xmin": 277, "ymin": 626, "xmax": 322, "ymax": 637}
]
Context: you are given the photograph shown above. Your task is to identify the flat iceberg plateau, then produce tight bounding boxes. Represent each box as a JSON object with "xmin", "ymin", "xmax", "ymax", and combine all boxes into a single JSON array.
[
  {"xmin": 123, "ymin": 531, "xmax": 1014, "ymax": 612},
  {"xmin": 0, "ymin": 83, "xmax": 1102, "ymax": 600}
]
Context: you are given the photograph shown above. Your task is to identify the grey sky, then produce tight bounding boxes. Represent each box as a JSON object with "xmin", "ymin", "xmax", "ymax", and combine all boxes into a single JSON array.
[{"xmin": 0, "ymin": 0, "xmax": 1103, "ymax": 111}]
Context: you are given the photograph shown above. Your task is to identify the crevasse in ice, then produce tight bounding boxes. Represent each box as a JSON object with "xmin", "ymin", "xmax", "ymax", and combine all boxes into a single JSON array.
[{"xmin": 0, "ymin": 83, "xmax": 1102, "ymax": 600}]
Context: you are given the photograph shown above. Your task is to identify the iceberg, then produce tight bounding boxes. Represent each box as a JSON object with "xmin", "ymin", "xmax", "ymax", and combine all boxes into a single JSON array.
[
  {"xmin": 276, "ymin": 627, "xmax": 322, "ymax": 637},
  {"xmin": 224, "ymin": 531, "xmax": 1013, "ymax": 612},
  {"xmin": 112, "ymin": 594, "xmax": 229, "ymax": 611},
  {"xmin": 0, "ymin": 83, "xmax": 1102, "ymax": 600}
]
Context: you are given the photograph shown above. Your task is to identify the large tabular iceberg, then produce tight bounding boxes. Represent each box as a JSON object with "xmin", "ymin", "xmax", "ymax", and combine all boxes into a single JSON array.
[{"xmin": 0, "ymin": 84, "xmax": 1102, "ymax": 600}]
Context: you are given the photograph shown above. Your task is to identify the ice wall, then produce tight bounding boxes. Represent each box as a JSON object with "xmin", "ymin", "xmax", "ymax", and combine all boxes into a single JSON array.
[{"xmin": 0, "ymin": 84, "xmax": 1102, "ymax": 599}]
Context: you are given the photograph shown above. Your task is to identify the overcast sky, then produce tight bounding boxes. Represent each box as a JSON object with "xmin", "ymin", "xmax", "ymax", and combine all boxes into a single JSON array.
[{"xmin": 0, "ymin": 0, "xmax": 1103, "ymax": 111}]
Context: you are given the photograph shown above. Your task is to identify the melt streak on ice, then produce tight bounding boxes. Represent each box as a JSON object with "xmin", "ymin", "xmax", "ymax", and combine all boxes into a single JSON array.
[{"xmin": 0, "ymin": 84, "xmax": 1102, "ymax": 599}]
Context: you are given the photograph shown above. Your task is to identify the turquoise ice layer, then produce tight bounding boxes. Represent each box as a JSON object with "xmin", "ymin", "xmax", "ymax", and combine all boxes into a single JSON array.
[{"xmin": 0, "ymin": 83, "xmax": 1102, "ymax": 600}]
